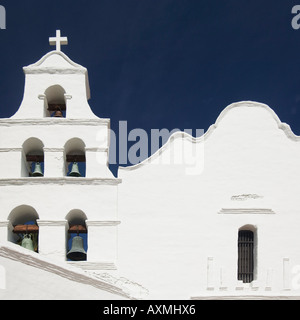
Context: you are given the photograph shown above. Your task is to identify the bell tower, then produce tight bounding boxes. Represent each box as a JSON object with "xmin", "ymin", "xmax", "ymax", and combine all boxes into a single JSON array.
[
  {"xmin": 0, "ymin": 31, "xmax": 121, "ymax": 272},
  {"xmin": 13, "ymin": 30, "xmax": 94, "ymax": 120}
]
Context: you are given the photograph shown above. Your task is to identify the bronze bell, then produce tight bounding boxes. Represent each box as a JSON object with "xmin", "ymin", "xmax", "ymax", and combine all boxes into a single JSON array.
[
  {"xmin": 21, "ymin": 234, "xmax": 35, "ymax": 251},
  {"xmin": 67, "ymin": 235, "xmax": 87, "ymax": 261},
  {"xmin": 32, "ymin": 162, "xmax": 43, "ymax": 177},
  {"xmin": 68, "ymin": 162, "xmax": 81, "ymax": 177},
  {"xmin": 53, "ymin": 109, "xmax": 63, "ymax": 117}
]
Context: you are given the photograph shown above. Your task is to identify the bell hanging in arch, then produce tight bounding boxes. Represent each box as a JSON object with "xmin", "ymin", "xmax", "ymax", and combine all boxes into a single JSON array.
[
  {"xmin": 68, "ymin": 162, "xmax": 81, "ymax": 177},
  {"xmin": 67, "ymin": 235, "xmax": 87, "ymax": 261},
  {"xmin": 53, "ymin": 110, "xmax": 63, "ymax": 117},
  {"xmin": 21, "ymin": 234, "xmax": 35, "ymax": 251},
  {"xmin": 52, "ymin": 105, "xmax": 64, "ymax": 118},
  {"xmin": 32, "ymin": 162, "xmax": 43, "ymax": 177}
]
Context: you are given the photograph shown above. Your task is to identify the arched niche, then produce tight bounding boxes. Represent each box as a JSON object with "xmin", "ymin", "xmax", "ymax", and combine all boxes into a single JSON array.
[
  {"xmin": 22, "ymin": 138, "xmax": 44, "ymax": 177},
  {"xmin": 65, "ymin": 209, "xmax": 88, "ymax": 261},
  {"xmin": 64, "ymin": 138, "xmax": 86, "ymax": 177},
  {"xmin": 44, "ymin": 85, "xmax": 66, "ymax": 118},
  {"xmin": 7, "ymin": 205, "xmax": 39, "ymax": 252},
  {"xmin": 239, "ymin": 224, "xmax": 257, "ymax": 233}
]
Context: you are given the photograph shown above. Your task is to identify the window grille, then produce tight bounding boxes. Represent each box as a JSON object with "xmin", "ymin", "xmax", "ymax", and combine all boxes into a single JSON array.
[{"xmin": 238, "ymin": 230, "xmax": 254, "ymax": 283}]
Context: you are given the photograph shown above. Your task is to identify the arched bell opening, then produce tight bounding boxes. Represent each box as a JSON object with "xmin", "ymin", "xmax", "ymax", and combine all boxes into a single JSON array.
[
  {"xmin": 7, "ymin": 205, "xmax": 39, "ymax": 252},
  {"xmin": 22, "ymin": 138, "xmax": 44, "ymax": 177},
  {"xmin": 64, "ymin": 138, "xmax": 86, "ymax": 177},
  {"xmin": 65, "ymin": 210, "xmax": 88, "ymax": 261},
  {"xmin": 44, "ymin": 85, "xmax": 66, "ymax": 118}
]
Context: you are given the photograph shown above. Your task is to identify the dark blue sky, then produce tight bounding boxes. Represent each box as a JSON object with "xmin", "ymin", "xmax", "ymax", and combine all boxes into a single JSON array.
[{"xmin": 1, "ymin": 1, "xmax": 300, "ymax": 172}]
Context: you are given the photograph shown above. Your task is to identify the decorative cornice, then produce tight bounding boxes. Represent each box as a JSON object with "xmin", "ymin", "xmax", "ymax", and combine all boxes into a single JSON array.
[
  {"xmin": 37, "ymin": 220, "xmax": 68, "ymax": 227},
  {"xmin": 24, "ymin": 67, "xmax": 87, "ymax": 75},
  {"xmin": 39, "ymin": 93, "xmax": 72, "ymax": 100},
  {"xmin": 0, "ymin": 148, "xmax": 22, "ymax": 152},
  {"xmin": 0, "ymin": 118, "xmax": 110, "ymax": 126},
  {"xmin": 43, "ymin": 148, "xmax": 65, "ymax": 152},
  {"xmin": 0, "ymin": 147, "xmax": 109, "ymax": 153},
  {"xmin": 0, "ymin": 220, "xmax": 10, "ymax": 227},
  {"xmin": 85, "ymin": 147, "xmax": 109, "ymax": 153},
  {"xmin": 0, "ymin": 177, "xmax": 122, "ymax": 186},
  {"xmin": 23, "ymin": 51, "xmax": 87, "ymax": 74},
  {"xmin": 218, "ymin": 208, "xmax": 275, "ymax": 215},
  {"xmin": 86, "ymin": 221, "xmax": 121, "ymax": 227}
]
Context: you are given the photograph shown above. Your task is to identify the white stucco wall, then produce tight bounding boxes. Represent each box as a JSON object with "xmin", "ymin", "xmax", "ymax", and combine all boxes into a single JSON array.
[
  {"xmin": 1, "ymin": 45, "xmax": 300, "ymax": 300},
  {"xmin": 117, "ymin": 101, "xmax": 300, "ymax": 299}
]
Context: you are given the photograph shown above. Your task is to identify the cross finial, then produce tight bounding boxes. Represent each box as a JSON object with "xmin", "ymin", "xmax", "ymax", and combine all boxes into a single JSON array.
[{"xmin": 49, "ymin": 30, "xmax": 68, "ymax": 52}]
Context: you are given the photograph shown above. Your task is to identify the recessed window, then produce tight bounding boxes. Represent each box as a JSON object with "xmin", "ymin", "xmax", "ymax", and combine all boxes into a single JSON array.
[{"xmin": 238, "ymin": 229, "xmax": 254, "ymax": 283}]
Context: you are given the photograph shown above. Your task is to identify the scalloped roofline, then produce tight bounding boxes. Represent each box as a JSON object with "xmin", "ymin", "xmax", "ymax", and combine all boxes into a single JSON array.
[{"xmin": 119, "ymin": 101, "xmax": 300, "ymax": 172}]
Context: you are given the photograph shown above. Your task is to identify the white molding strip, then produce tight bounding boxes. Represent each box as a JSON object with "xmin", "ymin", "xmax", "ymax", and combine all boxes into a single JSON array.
[
  {"xmin": 0, "ymin": 220, "xmax": 10, "ymax": 227},
  {"xmin": 37, "ymin": 220, "xmax": 68, "ymax": 227},
  {"xmin": 67, "ymin": 261, "xmax": 117, "ymax": 271},
  {"xmin": 218, "ymin": 208, "xmax": 275, "ymax": 214},
  {"xmin": 0, "ymin": 148, "xmax": 22, "ymax": 152},
  {"xmin": 0, "ymin": 118, "xmax": 110, "ymax": 126},
  {"xmin": 0, "ymin": 177, "xmax": 122, "ymax": 186},
  {"xmin": 86, "ymin": 221, "xmax": 121, "ymax": 227},
  {"xmin": 85, "ymin": 147, "xmax": 109, "ymax": 153}
]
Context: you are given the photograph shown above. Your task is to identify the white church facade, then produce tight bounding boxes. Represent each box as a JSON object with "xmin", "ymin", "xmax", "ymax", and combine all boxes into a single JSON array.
[{"xmin": 0, "ymin": 31, "xmax": 300, "ymax": 300}]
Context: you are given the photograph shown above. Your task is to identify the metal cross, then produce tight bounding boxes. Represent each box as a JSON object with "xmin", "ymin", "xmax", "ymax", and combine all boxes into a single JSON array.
[{"xmin": 49, "ymin": 30, "xmax": 68, "ymax": 52}]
